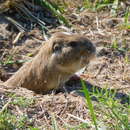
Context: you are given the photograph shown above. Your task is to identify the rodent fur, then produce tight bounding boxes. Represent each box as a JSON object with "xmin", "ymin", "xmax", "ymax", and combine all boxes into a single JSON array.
[{"xmin": 2, "ymin": 32, "xmax": 96, "ymax": 93}]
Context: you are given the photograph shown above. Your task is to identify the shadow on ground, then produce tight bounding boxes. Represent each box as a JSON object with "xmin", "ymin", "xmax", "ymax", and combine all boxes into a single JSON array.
[{"xmin": 58, "ymin": 78, "xmax": 130, "ymax": 105}]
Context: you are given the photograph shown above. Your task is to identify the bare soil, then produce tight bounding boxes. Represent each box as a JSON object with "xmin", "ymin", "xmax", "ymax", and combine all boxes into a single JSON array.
[{"xmin": 0, "ymin": 2, "xmax": 130, "ymax": 129}]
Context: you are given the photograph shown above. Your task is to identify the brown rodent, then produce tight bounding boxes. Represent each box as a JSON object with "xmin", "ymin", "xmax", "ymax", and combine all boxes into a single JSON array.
[{"xmin": 2, "ymin": 32, "xmax": 96, "ymax": 93}]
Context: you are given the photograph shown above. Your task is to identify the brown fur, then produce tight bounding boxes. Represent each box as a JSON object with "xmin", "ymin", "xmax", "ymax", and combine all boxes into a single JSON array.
[{"xmin": 2, "ymin": 32, "xmax": 96, "ymax": 93}]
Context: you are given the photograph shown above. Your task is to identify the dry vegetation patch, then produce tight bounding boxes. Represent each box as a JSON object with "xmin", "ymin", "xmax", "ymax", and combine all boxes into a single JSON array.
[{"xmin": 0, "ymin": 0, "xmax": 130, "ymax": 129}]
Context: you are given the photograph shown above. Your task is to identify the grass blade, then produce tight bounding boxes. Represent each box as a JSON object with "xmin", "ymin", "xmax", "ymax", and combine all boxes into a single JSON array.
[
  {"xmin": 39, "ymin": 0, "xmax": 70, "ymax": 27},
  {"xmin": 81, "ymin": 79, "xmax": 98, "ymax": 130},
  {"xmin": 111, "ymin": 0, "xmax": 119, "ymax": 16},
  {"xmin": 51, "ymin": 114, "xmax": 59, "ymax": 130}
]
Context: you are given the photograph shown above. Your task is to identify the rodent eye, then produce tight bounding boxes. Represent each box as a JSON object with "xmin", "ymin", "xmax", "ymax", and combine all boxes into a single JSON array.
[
  {"xmin": 53, "ymin": 45, "xmax": 61, "ymax": 52},
  {"xmin": 69, "ymin": 41, "xmax": 78, "ymax": 47}
]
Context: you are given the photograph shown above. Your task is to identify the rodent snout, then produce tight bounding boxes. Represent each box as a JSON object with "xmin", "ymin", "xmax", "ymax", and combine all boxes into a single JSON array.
[{"xmin": 82, "ymin": 41, "xmax": 96, "ymax": 56}]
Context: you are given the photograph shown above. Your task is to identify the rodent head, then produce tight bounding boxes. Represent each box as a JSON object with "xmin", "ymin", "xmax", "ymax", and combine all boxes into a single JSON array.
[{"xmin": 47, "ymin": 33, "xmax": 96, "ymax": 74}]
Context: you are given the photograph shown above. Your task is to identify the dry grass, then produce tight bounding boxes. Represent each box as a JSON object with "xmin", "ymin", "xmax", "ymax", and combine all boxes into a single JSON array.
[{"xmin": 0, "ymin": 0, "xmax": 130, "ymax": 129}]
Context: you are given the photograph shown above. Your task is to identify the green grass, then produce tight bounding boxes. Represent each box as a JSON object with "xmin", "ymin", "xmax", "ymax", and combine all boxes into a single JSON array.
[
  {"xmin": 0, "ymin": 82, "xmax": 129, "ymax": 129},
  {"xmin": 0, "ymin": 0, "xmax": 130, "ymax": 129},
  {"xmin": 0, "ymin": 0, "xmax": 70, "ymax": 31},
  {"xmin": 11, "ymin": 96, "xmax": 34, "ymax": 108},
  {"xmin": 0, "ymin": 112, "xmax": 16, "ymax": 130},
  {"xmin": 80, "ymin": 82, "xmax": 130, "ymax": 130},
  {"xmin": 111, "ymin": 39, "xmax": 118, "ymax": 50},
  {"xmin": 82, "ymin": 0, "xmax": 129, "ymax": 22},
  {"xmin": 0, "ymin": 95, "xmax": 36, "ymax": 130},
  {"xmin": 43, "ymin": 81, "xmax": 130, "ymax": 129},
  {"xmin": 81, "ymin": 79, "xmax": 98, "ymax": 130},
  {"xmin": 0, "ymin": 54, "xmax": 31, "ymax": 66},
  {"xmin": 110, "ymin": 38, "xmax": 129, "ymax": 59},
  {"xmin": 125, "ymin": 54, "xmax": 130, "ymax": 64},
  {"xmin": 0, "ymin": 111, "xmax": 36, "ymax": 129},
  {"xmin": 38, "ymin": 0, "xmax": 70, "ymax": 27},
  {"xmin": 83, "ymin": 0, "xmax": 119, "ymax": 11},
  {"xmin": 122, "ymin": 7, "xmax": 130, "ymax": 29}
]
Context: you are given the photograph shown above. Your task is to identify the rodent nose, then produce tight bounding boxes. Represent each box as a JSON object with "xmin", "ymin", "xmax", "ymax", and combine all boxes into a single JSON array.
[{"xmin": 85, "ymin": 42, "xmax": 96, "ymax": 55}]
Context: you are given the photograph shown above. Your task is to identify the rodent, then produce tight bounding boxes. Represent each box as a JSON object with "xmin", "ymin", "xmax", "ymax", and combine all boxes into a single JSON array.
[{"xmin": 1, "ymin": 32, "xmax": 96, "ymax": 93}]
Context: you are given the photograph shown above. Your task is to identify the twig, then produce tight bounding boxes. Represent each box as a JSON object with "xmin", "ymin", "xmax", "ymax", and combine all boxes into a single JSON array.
[
  {"xmin": 12, "ymin": 31, "xmax": 24, "ymax": 44},
  {"xmin": 96, "ymin": 16, "xmax": 105, "ymax": 36},
  {"xmin": 56, "ymin": 114, "xmax": 75, "ymax": 128},
  {"xmin": 5, "ymin": 16, "xmax": 26, "ymax": 32},
  {"xmin": 16, "ymin": 106, "xmax": 23, "ymax": 116},
  {"xmin": 58, "ymin": 91, "xmax": 68, "ymax": 115},
  {"xmin": 94, "ymin": 63, "xmax": 106, "ymax": 78},
  {"xmin": 96, "ymin": 16, "xmax": 99, "ymax": 31},
  {"xmin": 67, "ymin": 113, "xmax": 91, "ymax": 124},
  {"xmin": 89, "ymin": 28, "xmax": 94, "ymax": 37},
  {"xmin": 0, "ymin": 49, "xmax": 7, "ymax": 62},
  {"xmin": 0, "ymin": 98, "xmax": 12, "ymax": 114}
]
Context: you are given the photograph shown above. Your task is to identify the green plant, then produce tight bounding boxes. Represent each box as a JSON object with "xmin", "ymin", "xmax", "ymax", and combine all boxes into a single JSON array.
[
  {"xmin": 0, "ymin": 0, "xmax": 70, "ymax": 31},
  {"xmin": 39, "ymin": 0, "xmax": 70, "ymax": 26},
  {"xmin": 80, "ymin": 80, "xmax": 130, "ymax": 129},
  {"xmin": 81, "ymin": 79, "xmax": 98, "ymax": 130},
  {"xmin": 111, "ymin": 39, "xmax": 118, "ymax": 49},
  {"xmin": 51, "ymin": 114, "xmax": 59, "ymax": 130},
  {"xmin": 0, "ymin": 112, "xmax": 16, "ymax": 130},
  {"xmin": 83, "ymin": 0, "xmax": 122, "ymax": 12},
  {"xmin": 0, "ymin": 95, "xmax": 36, "ymax": 129},
  {"xmin": 123, "ymin": 7, "xmax": 130, "ymax": 29},
  {"xmin": 110, "ymin": 0, "xmax": 119, "ymax": 16},
  {"xmin": 12, "ymin": 96, "xmax": 34, "ymax": 108},
  {"xmin": 125, "ymin": 54, "xmax": 130, "ymax": 64},
  {"xmin": 29, "ymin": 127, "xmax": 40, "ymax": 130},
  {"xmin": 89, "ymin": 85, "xmax": 130, "ymax": 129}
]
